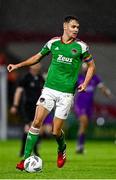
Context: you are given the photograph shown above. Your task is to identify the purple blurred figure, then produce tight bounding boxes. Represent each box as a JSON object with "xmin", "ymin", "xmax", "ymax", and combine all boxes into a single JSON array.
[{"xmin": 74, "ymin": 63, "xmax": 113, "ymax": 153}]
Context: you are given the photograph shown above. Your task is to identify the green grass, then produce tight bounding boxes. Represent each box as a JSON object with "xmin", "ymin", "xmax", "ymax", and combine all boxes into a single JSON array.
[{"xmin": 0, "ymin": 139, "xmax": 116, "ymax": 179}]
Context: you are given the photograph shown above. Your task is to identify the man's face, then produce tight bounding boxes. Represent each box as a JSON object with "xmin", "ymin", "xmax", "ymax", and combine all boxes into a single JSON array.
[{"xmin": 64, "ymin": 20, "xmax": 79, "ymax": 39}]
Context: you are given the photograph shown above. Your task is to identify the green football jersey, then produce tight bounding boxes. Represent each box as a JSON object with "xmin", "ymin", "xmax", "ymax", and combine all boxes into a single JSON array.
[{"xmin": 40, "ymin": 37, "xmax": 93, "ymax": 93}]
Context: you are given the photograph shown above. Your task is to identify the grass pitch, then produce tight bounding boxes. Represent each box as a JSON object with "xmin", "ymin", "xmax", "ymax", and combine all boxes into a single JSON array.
[{"xmin": 0, "ymin": 139, "xmax": 116, "ymax": 179}]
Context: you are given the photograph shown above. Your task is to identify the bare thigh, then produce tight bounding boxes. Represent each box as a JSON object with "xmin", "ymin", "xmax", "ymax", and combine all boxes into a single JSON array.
[{"xmin": 31, "ymin": 105, "xmax": 50, "ymax": 129}]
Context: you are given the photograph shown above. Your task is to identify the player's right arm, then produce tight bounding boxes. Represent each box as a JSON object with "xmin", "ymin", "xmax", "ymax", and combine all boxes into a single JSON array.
[
  {"xmin": 7, "ymin": 52, "xmax": 43, "ymax": 72},
  {"xmin": 7, "ymin": 38, "xmax": 53, "ymax": 72}
]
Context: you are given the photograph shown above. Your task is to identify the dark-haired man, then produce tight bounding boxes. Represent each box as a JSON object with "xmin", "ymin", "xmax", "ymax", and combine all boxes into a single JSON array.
[{"xmin": 7, "ymin": 16, "xmax": 95, "ymax": 169}]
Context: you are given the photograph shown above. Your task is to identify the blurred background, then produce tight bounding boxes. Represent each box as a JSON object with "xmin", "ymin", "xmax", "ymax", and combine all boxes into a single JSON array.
[{"xmin": 0, "ymin": 0, "xmax": 116, "ymax": 141}]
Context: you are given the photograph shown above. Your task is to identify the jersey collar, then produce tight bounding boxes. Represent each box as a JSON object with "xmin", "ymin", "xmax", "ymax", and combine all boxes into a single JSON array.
[{"xmin": 61, "ymin": 36, "xmax": 75, "ymax": 44}]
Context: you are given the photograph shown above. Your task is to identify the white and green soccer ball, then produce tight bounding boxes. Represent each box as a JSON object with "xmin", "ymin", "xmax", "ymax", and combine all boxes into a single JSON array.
[{"xmin": 24, "ymin": 155, "xmax": 43, "ymax": 173}]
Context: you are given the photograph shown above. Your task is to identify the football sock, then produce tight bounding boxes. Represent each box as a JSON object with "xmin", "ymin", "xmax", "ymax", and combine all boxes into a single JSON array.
[
  {"xmin": 78, "ymin": 133, "xmax": 85, "ymax": 150},
  {"xmin": 54, "ymin": 130, "xmax": 66, "ymax": 152},
  {"xmin": 24, "ymin": 126, "xmax": 40, "ymax": 159}
]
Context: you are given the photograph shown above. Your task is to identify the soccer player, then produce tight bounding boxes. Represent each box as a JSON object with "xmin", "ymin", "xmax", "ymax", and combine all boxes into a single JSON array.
[
  {"xmin": 10, "ymin": 63, "xmax": 53, "ymax": 157},
  {"xmin": 7, "ymin": 15, "xmax": 95, "ymax": 170},
  {"xmin": 74, "ymin": 63, "xmax": 113, "ymax": 154}
]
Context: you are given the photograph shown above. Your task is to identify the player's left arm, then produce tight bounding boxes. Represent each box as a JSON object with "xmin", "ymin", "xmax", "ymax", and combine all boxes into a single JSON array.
[{"xmin": 78, "ymin": 60, "xmax": 95, "ymax": 92}]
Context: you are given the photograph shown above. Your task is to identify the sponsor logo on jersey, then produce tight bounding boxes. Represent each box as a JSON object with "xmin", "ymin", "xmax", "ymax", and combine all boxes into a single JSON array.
[{"xmin": 57, "ymin": 55, "xmax": 72, "ymax": 64}]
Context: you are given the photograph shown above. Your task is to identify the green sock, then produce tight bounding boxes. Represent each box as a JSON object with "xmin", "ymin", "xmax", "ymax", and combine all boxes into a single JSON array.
[
  {"xmin": 55, "ymin": 131, "xmax": 66, "ymax": 152},
  {"xmin": 24, "ymin": 132, "xmax": 39, "ymax": 159}
]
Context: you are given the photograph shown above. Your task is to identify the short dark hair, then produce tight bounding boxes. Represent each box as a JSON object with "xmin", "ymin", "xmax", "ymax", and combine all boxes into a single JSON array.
[{"xmin": 64, "ymin": 16, "xmax": 79, "ymax": 23}]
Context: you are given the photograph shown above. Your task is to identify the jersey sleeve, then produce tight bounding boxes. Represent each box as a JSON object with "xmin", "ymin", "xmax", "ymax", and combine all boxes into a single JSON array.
[
  {"xmin": 82, "ymin": 51, "xmax": 93, "ymax": 63},
  {"xmin": 80, "ymin": 42, "xmax": 94, "ymax": 63},
  {"xmin": 40, "ymin": 40, "xmax": 51, "ymax": 56}
]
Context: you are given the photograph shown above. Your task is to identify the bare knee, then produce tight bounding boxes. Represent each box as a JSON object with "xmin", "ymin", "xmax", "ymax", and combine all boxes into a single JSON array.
[{"xmin": 32, "ymin": 119, "xmax": 42, "ymax": 129}]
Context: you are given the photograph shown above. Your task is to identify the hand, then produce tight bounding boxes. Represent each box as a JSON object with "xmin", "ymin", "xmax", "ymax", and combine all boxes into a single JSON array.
[
  {"xmin": 77, "ymin": 83, "xmax": 87, "ymax": 92},
  {"xmin": 10, "ymin": 106, "xmax": 18, "ymax": 114},
  {"xmin": 7, "ymin": 64, "xmax": 18, "ymax": 72}
]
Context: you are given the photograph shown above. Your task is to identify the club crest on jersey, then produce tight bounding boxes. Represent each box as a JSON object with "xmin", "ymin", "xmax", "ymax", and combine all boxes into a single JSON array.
[
  {"xmin": 71, "ymin": 48, "xmax": 78, "ymax": 55},
  {"xmin": 57, "ymin": 54, "xmax": 72, "ymax": 64},
  {"xmin": 40, "ymin": 98, "xmax": 45, "ymax": 102}
]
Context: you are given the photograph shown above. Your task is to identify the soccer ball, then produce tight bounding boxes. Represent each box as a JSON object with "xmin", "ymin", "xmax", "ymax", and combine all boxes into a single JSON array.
[{"xmin": 24, "ymin": 155, "xmax": 42, "ymax": 173}]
